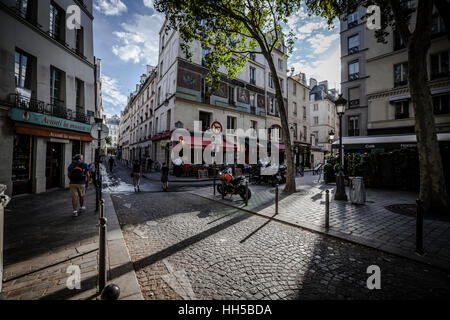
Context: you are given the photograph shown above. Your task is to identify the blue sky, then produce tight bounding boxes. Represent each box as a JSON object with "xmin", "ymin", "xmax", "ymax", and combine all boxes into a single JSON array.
[{"xmin": 93, "ymin": 0, "xmax": 341, "ymax": 117}]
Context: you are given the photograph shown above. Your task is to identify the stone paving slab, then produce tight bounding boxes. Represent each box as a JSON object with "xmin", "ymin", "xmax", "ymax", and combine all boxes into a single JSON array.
[
  {"xmin": 0, "ymin": 186, "xmax": 142, "ymax": 300},
  {"xmin": 191, "ymin": 177, "xmax": 450, "ymax": 271}
]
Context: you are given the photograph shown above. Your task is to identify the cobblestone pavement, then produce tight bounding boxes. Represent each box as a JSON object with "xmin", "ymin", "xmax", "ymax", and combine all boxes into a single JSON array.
[
  {"xmin": 192, "ymin": 175, "xmax": 450, "ymax": 268},
  {"xmin": 111, "ymin": 191, "xmax": 450, "ymax": 300},
  {"xmin": 0, "ymin": 188, "xmax": 100, "ymax": 300}
]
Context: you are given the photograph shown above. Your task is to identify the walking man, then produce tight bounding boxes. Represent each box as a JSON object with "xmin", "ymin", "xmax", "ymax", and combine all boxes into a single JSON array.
[
  {"xmin": 68, "ymin": 154, "xmax": 90, "ymax": 217},
  {"xmin": 108, "ymin": 156, "xmax": 115, "ymax": 173},
  {"xmin": 131, "ymin": 160, "xmax": 142, "ymax": 192}
]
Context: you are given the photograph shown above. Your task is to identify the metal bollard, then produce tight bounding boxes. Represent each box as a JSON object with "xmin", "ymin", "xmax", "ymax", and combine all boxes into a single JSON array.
[
  {"xmin": 213, "ymin": 175, "xmax": 216, "ymax": 196},
  {"xmin": 416, "ymin": 199, "xmax": 424, "ymax": 255},
  {"xmin": 325, "ymin": 190, "xmax": 330, "ymax": 229},
  {"xmin": 222, "ymin": 179, "xmax": 225, "ymax": 200},
  {"xmin": 275, "ymin": 184, "xmax": 279, "ymax": 215},
  {"xmin": 245, "ymin": 180, "xmax": 249, "ymax": 206},
  {"xmin": 98, "ymin": 200, "xmax": 107, "ymax": 293}
]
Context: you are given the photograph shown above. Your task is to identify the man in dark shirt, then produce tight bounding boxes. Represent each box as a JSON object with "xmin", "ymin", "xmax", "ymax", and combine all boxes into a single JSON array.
[
  {"xmin": 131, "ymin": 160, "xmax": 142, "ymax": 192},
  {"xmin": 108, "ymin": 156, "xmax": 115, "ymax": 173},
  {"xmin": 68, "ymin": 154, "xmax": 90, "ymax": 217}
]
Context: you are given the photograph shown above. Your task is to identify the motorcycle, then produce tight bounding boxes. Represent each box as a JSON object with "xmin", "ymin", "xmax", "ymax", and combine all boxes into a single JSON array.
[
  {"xmin": 217, "ymin": 169, "xmax": 252, "ymax": 200},
  {"xmin": 250, "ymin": 162, "xmax": 284, "ymax": 187}
]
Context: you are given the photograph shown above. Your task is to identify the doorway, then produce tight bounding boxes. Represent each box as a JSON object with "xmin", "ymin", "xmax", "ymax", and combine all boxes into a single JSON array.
[
  {"xmin": 46, "ymin": 142, "xmax": 63, "ymax": 189},
  {"xmin": 12, "ymin": 134, "xmax": 33, "ymax": 196}
]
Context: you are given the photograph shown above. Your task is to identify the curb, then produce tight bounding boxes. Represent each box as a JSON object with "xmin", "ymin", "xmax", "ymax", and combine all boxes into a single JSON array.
[
  {"xmin": 104, "ymin": 194, "xmax": 144, "ymax": 300},
  {"xmin": 191, "ymin": 192, "xmax": 450, "ymax": 273}
]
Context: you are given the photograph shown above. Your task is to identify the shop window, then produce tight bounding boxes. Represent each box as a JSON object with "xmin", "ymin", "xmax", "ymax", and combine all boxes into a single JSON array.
[{"xmin": 12, "ymin": 134, "xmax": 33, "ymax": 195}]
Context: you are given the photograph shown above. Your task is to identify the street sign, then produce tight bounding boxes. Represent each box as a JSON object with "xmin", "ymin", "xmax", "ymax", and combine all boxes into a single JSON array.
[
  {"xmin": 90, "ymin": 123, "xmax": 109, "ymax": 140},
  {"xmin": 210, "ymin": 121, "xmax": 223, "ymax": 135}
]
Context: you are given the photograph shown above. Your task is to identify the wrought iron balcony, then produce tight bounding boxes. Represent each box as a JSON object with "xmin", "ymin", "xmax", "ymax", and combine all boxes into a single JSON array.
[{"xmin": 10, "ymin": 93, "xmax": 92, "ymax": 124}]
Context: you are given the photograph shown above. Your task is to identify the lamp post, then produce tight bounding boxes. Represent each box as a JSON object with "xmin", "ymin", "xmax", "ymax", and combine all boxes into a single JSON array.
[
  {"xmin": 94, "ymin": 117, "xmax": 103, "ymax": 211},
  {"xmin": 334, "ymin": 94, "xmax": 347, "ymax": 201},
  {"xmin": 328, "ymin": 130, "xmax": 335, "ymax": 155}
]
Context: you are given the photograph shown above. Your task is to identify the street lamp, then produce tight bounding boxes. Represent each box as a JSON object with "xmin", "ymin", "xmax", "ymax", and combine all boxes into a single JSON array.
[
  {"xmin": 94, "ymin": 117, "xmax": 103, "ymax": 211},
  {"xmin": 334, "ymin": 94, "xmax": 347, "ymax": 201}
]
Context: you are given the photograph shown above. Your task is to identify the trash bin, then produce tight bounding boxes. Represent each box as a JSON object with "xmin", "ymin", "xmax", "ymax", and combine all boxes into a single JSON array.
[
  {"xmin": 349, "ymin": 177, "xmax": 366, "ymax": 204},
  {"xmin": 0, "ymin": 184, "xmax": 11, "ymax": 293}
]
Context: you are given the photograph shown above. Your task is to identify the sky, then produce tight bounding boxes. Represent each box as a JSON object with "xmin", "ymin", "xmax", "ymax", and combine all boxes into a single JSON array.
[{"xmin": 93, "ymin": 0, "xmax": 341, "ymax": 117}]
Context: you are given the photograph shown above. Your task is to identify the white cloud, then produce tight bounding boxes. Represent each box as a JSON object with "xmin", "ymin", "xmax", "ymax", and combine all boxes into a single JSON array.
[
  {"xmin": 143, "ymin": 0, "xmax": 154, "ymax": 9},
  {"xmin": 307, "ymin": 33, "xmax": 339, "ymax": 54},
  {"xmin": 102, "ymin": 75, "xmax": 128, "ymax": 110},
  {"xmin": 93, "ymin": 0, "xmax": 127, "ymax": 16},
  {"xmin": 289, "ymin": 44, "xmax": 341, "ymax": 91},
  {"xmin": 111, "ymin": 14, "xmax": 164, "ymax": 65}
]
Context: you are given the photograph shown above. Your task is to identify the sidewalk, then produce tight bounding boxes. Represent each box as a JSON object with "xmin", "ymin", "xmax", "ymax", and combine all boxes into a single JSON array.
[
  {"xmin": 0, "ymin": 187, "xmax": 142, "ymax": 300},
  {"xmin": 191, "ymin": 175, "xmax": 450, "ymax": 271}
]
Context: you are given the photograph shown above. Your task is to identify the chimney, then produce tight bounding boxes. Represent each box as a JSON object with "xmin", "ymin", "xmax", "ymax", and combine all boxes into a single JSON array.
[
  {"xmin": 140, "ymin": 74, "xmax": 147, "ymax": 84},
  {"xmin": 309, "ymin": 78, "xmax": 317, "ymax": 88},
  {"xmin": 319, "ymin": 80, "xmax": 328, "ymax": 91},
  {"xmin": 136, "ymin": 84, "xmax": 139, "ymax": 91}
]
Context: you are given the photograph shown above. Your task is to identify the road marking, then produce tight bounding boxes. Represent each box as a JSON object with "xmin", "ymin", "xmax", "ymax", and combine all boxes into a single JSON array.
[{"xmin": 161, "ymin": 259, "xmax": 196, "ymax": 300}]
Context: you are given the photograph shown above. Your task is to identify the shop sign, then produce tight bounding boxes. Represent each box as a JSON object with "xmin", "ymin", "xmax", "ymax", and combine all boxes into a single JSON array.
[
  {"xmin": 401, "ymin": 143, "xmax": 416, "ymax": 148},
  {"xmin": 364, "ymin": 144, "xmax": 375, "ymax": 149},
  {"xmin": 10, "ymin": 108, "xmax": 91, "ymax": 133}
]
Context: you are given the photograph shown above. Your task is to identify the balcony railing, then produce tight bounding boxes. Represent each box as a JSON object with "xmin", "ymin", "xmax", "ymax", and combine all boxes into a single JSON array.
[
  {"xmin": 349, "ymin": 73, "xmax": 359, "ymax": 81},
  {"xmin": 10, "ymin": 93, "xmax": 92, "ymax": 124},
  {"xmin": 348, "ymin": 46, "xmax": 359, "ymax": 54},
  {"xmin": 349, "ymin": 99, "xmax": 360, "ymax": 107}
]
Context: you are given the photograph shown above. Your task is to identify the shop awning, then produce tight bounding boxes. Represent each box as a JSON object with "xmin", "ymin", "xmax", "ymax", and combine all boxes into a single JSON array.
[
  {"xmin": 15, "ymin": 123, "xmax": 95, "ymax": 141},
  {"xmin": 332, "ymin": 133, "xmax": 450, "ymax": 149}
]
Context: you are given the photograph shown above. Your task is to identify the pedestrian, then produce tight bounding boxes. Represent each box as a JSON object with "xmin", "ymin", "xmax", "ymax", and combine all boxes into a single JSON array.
[
  {"xmin": 108, "ymin": 156, "xmax": 115, "ymax": 173},
  {"xmin": 67, "ymin": 154, "xmax": 90, "ymax": 217},
  {"xmin": 147, "ymin": 157, "xmax": 154, "ymax": 173},
  {"xmin": 161, "ymin": 162, "xmax": 169, "ymax": 191},
  {"xmin": 131, "ymin": 160, "xmax": 142, "ymax": 192}
]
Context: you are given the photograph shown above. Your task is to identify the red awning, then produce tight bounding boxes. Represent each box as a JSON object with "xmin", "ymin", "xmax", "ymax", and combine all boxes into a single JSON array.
[{"xmin": 274, "ymin": 143, "xmax": 286, "ymax": 150}]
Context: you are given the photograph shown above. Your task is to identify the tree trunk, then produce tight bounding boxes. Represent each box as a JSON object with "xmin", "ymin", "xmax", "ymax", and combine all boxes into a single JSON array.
[
  {"xmin": 265, "ymin": 52, "xmax": 296, "ymax": 193},
  {"xmin": 408, "ymin": 0, "xmax": 449, "ymax": 214}
]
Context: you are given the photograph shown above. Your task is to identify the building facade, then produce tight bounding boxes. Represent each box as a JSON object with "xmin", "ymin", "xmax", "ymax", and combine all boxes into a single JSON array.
[
  {"xmin": 339, "ymin": 1, "xmax": 450, "ymax": 149},
  {"xmin": 106, "ymin": 114, "xmax": 119, "ymax": 150},
  {"xmin": 0, "ymin": 0, "xmax": 96, "ymax": 196},
  {"xmin": 309, "ymin": 80, "xmax": 339, "ymax": 155}
]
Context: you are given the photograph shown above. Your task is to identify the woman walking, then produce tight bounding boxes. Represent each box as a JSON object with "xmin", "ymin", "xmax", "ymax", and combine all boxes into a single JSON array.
[
  {"xmin": 131, "ymin": 160, "xmax": 142, "ymax": 192},
  {"xmin": 161, "ymin": 162, "xmax": 169, "ymax": 191}
]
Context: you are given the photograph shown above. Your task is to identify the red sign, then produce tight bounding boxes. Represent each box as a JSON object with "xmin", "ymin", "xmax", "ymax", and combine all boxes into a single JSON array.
[{"xmin": 210, "ymin": 121, "xmax": 223, "ymax": 135}]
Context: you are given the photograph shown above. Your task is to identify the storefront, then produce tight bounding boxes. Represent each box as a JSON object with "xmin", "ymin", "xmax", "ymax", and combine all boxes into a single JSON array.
[{"xmin": 9, "ymin": 108, "xmax": 94, "ymax": 195}]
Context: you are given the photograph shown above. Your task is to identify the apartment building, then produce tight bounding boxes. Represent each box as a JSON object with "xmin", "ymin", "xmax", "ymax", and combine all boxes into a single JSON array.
[
  {"xmin": 309, "ymin": 80, "xmax": 339, "ymax": 155},
  {"xmin": 339, "ymin": 1, "xmax": 450, "ymax": 151},
  {"xmin": 287, "ymin": 73, "xmax": 312, "ymax": 167},
  {"xmin": 148, "ymin": 18, "xmax": 286, "ymax": 165},
  {"xmin": 0, "ymin": 0, "xmax": 96, "ymax": 196},
  {"xmin": 106, "ymin": 114, "xmax": 119, "ymax": 149}
]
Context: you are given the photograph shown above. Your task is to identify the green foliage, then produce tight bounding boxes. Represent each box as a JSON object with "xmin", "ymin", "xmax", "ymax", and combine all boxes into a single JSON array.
[{"xmin": 105, "ymin": 136, "xmax": 112, "ymax": 146}]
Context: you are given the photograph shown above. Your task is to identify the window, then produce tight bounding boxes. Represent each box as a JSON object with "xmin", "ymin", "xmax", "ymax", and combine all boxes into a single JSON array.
[
  {"xmin": 433, "ymin": 95, "xmax": 450, "ymax": 115},
  {"xmin": 201, "ymin": 48, "xmax": 209, "ymax": 66},
  {"xmin": 161, "ymin": 35, "xmax": 165, "ymax": 50},
  {"xmin": 228, "ymin": 86, "xmax": 235, "ymax": 105},
  {"xmin": 199, "ymin": 112, "xmax": 210, "ymax": 132},
  {"xmin": 313, "ymin": 104, "xmax": 318, "ymax": 111},
  {"xmin": 75, "ymin": 27, "xmax": 84, "ymax": 55},
  {"xmin": 293, "ymin": 82, "xmax": 297, "ymax": 96},
  {"xmin": 278, "ymin": 58, "xmax": 283, "ymax": 70},
  {"xmin": 75, "ymin": 78, "xmax": 84, "ymax": 107},
  {"xmin": 14, "ymin": 50, "xmax": 32, "ymax": 90},
  {"xmin": 395, "ymin": 101, "xmax": 409, "ymax": 119},
  {"xmin": 303, "ymin": 126, "xmax": 307, "ymax": 142},
  {"xmin": 430, "ymin": 51, "xmax": 449, "ymax": 80},
  {"xmin": 268, "ymin": 73, "xmax": 274, "ymax": 88},
  {"xmin": 348, "ymin": 116, "xmax": 360, "ymax": 136},
  {"xmin": 431, "ymin": 13, "xmax": 446, "ymax": 35},
  {"xmin": 166, "ymin": 109, "xmax": 171, "ymax": 130},
  {"xmin": 348, "ymin": 61, "xmax": 359, "ymax": 80},
  {"xmin": 249, "ymin": 53, "xmax": 256, "ymax": 61},
  {"xmin": 250, "ymin": 93, "xmax": 255, "ymax": 108},
  {"xmin": 303, "ymin": 106, "xmax": 306, "ymax": 119},
  {"xmin": 227, "ymin": 116, "xmax": 236, "ymax": 130},
  {"xmin": 201, "ymin": 78, "xmax": 210, "ymax": 104},
  {"xmin": 347, "ymin": 12, "xmax": 358, "ymax": 28},
  {"xmin": 313, "ymin": 116, "xmax": 318, "ymax": 125},
  {"xmin": 293, "ymin": 102, "xmax": 297, "ymax": 115},
  {"xmin": 293, "ymin": 123, "xmax": 297, "ymax": 138},
  {"xmin": 348, "ymin": 34, "xmax": 359, "ymax": 54},
  {"xmin": 279, "ymin": 78, "xmax": 284, "ymax": 93},
  {"xmin": 50, "ymin": 66, "xmax": 63, "ymax": 106},
  {"xmin": 303, "ymin": 88, "xmax": 306, "ymax": 100},
  {"xmin": 393, "ymin": 30, "xmax": 405, "ymax": 51},
  {"xmin": 250, "ymin": 120, "xmax": 257, "ymax": 131},
  {"xmin": 269, "ymin": 97, "xmax": 275, "ymax": 114},
  {"xmin": 49, "ymin": 2, "xmax": 64, "ymax": 42},
  {"xmin": 394, "ymin": 62, "xmax": 408, "ymax": 87},
  {"xmin": 157, "ymin": 87, "xmax": 161, "ymax": 104},
  {"xmin": 159, "ymin": 61, "xmax": 163, "ymax": 79},
  {"xmin": 16, "ymin": 0, "xmax": 35, "ymax": 21},
  {"xmin": 348, "ymin": 87, "xmax": 360, "ymax": 107},
  {"xmin": 250, "ymin": 67, "xmax": 256, "ymax": 85},
  {"xmin": 155, "ymin": 117, "xmax": 159, "ymax": 133}
]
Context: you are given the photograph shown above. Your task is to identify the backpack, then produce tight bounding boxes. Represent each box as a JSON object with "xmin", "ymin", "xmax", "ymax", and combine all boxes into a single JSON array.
[{"xmin": 71, "ymin": 163, "xmax": 85, "ymax": 181}]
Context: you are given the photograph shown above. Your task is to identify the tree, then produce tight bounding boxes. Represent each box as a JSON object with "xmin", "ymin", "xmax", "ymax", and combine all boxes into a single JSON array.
[
  {"xmin": 105, "ymin": 136, "xmax": 112, "ymax": 146},
  {"xmin": 307, "ymin": 0, "xmax": 449, "ymax": 213},
  {"xmin": 154, "ymin": 0, "xmax": 302, "ymax": 193}
]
